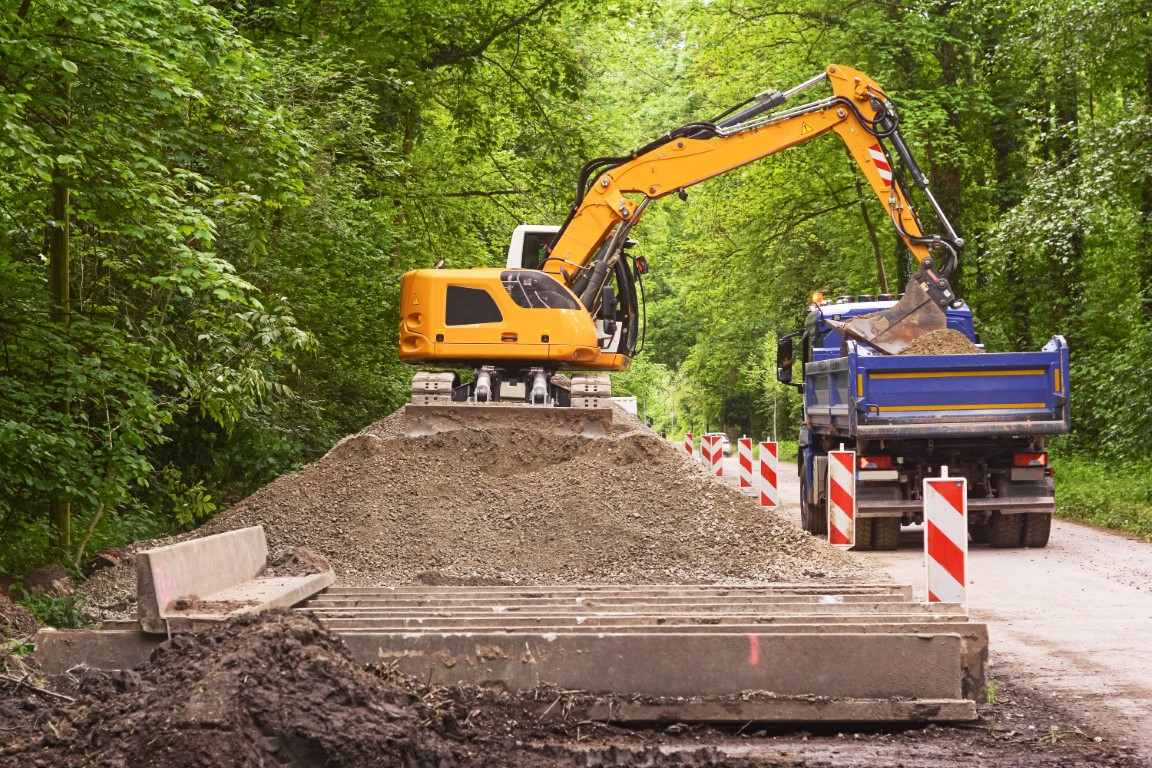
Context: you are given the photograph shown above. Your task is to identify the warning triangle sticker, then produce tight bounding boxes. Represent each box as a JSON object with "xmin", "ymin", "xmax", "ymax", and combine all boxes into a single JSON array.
[
  {"xmin": 411, "ymin": 294, "xmax": 420, "ymax": 305},
  {"xmin": 801, "ymin": 122, "xmax": 814, "ymax": 134}
]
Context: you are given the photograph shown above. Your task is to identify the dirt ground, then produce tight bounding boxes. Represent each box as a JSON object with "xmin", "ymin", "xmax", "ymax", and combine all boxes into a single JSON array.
[{"xmin": 3, "ymin": 611, "xmax": 1145, "ymax": 767}]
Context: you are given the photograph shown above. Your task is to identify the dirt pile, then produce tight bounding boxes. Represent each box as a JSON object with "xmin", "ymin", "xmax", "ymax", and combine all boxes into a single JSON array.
[
  {"xmin": 1, "ymin": 611, "xmax": 755, "ymax": 768},
  {"xmin": 0, "ymin": 593, "xmax": 37, "ymax": 645},
  {"xmin": 898, "ymin": 328, "xmax": 984, "ymax": 356},
  {"xmin": 260, "ymin": 546, "xmax": 331, "ymax": 577},
  {"xmin": 187, "ymin": 406, "xmax": 867, "ymax": 587}
]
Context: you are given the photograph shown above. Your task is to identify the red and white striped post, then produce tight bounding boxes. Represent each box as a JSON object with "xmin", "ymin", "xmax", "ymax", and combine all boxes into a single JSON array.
[
  {"xmin": 924, "ymin": 466, "xmax": 968, "ymax": 604},
  {"xmin": 700, "ymin": 434, "xmax": 712, "ymax": 467},
  {"xmin": 710, "ymin": 436, "xmax": 723, "ymax": 477},
  {"xmin": 684, "ymin": 432, "xmax": 694, "ymax": 457},
  {"xmin": 759, "ymin": 441, "xmax": 778, "ymax": 508},
  {"xmin": 737, "ymin": 438, "xmax": 753, "ymax": 489},
  {"xmin": 827, "ymin": 448, "xmax": 856, "ymax": 549}
]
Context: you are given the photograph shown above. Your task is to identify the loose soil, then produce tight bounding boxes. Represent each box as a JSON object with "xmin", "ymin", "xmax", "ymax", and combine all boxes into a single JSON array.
[
  {"xmin": 260, "ymin": 546, "xmax": 332, "ymax": 578},
  {"xmin": 3, "ymin": 611, "xmax": 1145, "ymax": 767},
  {"xmin": 0, "ymin": 592, "xmax": 37, "ymax": 645},
  {"xmin": 897, "ymin": 328, "xmax": 984, "ymax": 356},
  {"xmin": 81, "ymin": 406, "xmax": 870, "ymax": 621}
]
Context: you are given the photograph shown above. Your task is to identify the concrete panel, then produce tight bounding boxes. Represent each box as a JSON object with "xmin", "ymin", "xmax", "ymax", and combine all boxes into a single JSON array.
[
  {"xmin": 405, "ymin": 403, "xmax": 613, "ymax": 438},
  {"xmin": 302, "ymin": 601, "xmax": 967, "ymax": 618},
  {"xmin": 554, "ymin": 697, "xmax": 977, "ymax": 724},
  {"xmin": 34, "ymin": 627, "xmax": 160, "ymax": 674},
  {"xmin": 137, "ymin": 526, "xmax": 334, "ymax": 633},
  {"xmin": 137, "ymin": 526, "xmax": 268, "ymax": 632},
  {"xmin": 319, "ymin": 583, "xmax": 911, "ymax": 597},
  {"xmin": 338, "ymin": 631, "xmax": 971, "ymax": 700},
  {"xmin": 163, "ymin": 572, "xmax": 335, "ymax": 632}
]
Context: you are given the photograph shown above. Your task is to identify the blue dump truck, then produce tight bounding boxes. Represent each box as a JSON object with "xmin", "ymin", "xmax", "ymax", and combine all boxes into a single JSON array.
[{"xmin": 777, "ymin": 295, "xmax": 1071, "ymax": 550}]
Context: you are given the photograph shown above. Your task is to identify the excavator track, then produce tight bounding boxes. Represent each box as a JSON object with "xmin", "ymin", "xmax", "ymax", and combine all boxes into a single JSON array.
[
  {"xmin": 410, "ymin": 371, "xmax": 457, "ymax": 405},
  {"xmin": 569, "ymin": 373, "xmax": 612, "ymax": 408}
]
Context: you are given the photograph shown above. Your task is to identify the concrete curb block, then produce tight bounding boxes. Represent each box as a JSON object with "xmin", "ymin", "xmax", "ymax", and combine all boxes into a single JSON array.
[{"xmin": 136, "ymin": 526, "xmax": 334, "ymax": 634}]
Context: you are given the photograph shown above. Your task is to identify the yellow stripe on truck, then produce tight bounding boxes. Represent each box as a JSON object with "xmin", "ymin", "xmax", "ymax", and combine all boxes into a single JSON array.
[
  {"xmin": 867, "ymin": 369, "xmax": 1045, "ymax": 380},
  {"xmin": 876, "ymin": 403, "xmax": 1047, "ymax": 412}
]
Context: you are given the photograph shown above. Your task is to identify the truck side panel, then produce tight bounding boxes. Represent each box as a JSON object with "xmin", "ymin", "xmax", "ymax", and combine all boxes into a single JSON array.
[{"xmin": 805, "ymin": 337, "xmax": 1070, "ymax": 439}]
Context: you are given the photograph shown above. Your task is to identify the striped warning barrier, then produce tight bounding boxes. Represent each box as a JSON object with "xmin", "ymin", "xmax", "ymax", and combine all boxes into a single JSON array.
[
  {"xmin": 700, "ymin": 434, "xmax": 712, "ymax": 467},
  {"xmin": 828, "ymin": 450, "xmax": 856, "ymax": 548},
  {"xmin": 759, "ymin": 442, "xmax": 778, "ymax": 508},
  {"xmin": 737, "ymin": 438, "xmax": 753, "ymax": 488},
  {"xmin": 924, "ymin": 467, "xmax": 968, "ymax": 604},
  {"xmin": 684, "ymin": 433, "xmax": 693, "ymax": 457},
  {"xmin": 710, "ymin": 436, "xmax": 723, "ymax": 477}
]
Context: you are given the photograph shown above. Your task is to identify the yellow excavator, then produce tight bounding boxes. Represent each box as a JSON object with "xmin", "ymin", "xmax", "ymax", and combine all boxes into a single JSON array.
[{"xmin": 399, "ymin": 64, "xmax": 964, "ymax": 407}]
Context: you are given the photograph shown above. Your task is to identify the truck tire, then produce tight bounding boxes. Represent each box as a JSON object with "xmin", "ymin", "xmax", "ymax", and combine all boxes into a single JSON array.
[
  {"xmin": 1022, "ymin": 512, "xmax": 1052, "ymax": 548},
  {"xmin": 851, "ymin": 519, "xmax": 873, "ymax": 551},
  {"xmin": 871, "ymin": 518, "xmax": 901, "ymax": 551},
  {"xmin": 850, "ymin": 517, "xmax": 900, "ymax": 551},
  {"xmin": 987, "ymin": 511, "xmax": 1023, "ymax": 548},
  {"xmin": 799, "ymin": 474, "xmax": 827, "ymax": 536}
]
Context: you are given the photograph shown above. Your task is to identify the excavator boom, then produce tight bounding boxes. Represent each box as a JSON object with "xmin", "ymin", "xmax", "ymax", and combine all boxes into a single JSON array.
[{"xmin": 398, "ymin": 64, "xmax": 964, "ymax": 409}]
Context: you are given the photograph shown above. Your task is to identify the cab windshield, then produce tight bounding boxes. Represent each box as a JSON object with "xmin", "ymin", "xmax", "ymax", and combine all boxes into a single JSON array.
[{"xmin": 500, "ymin": 270, "xmax": 580, "ymax": 310}]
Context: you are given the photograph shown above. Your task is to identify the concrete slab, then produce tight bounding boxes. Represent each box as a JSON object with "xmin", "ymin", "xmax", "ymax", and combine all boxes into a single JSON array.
[
  {"xmin": 318, "ymin": 583, "xmax": 914, "ymax": 600},
  {"xmin": 302, "ymin": 600, "xmax": 967, "ymax": 617},
  {"xmin": 338, "ymin": 631, "xmax": 978, "ymax": 701},
  {"xmin": 552, "ymin": 697, "xmax": 978, "ymax": 724},
  {"xmin": 34, "ymin": 627, "xmax": 161, "ymax": 674},
  {"xmin": 405, "ymin": 403, "xmax": 613, "ymax": 438},
  {"xmin": 162, "ymin": 572, "xmax": 335, "ymax": 632},
  {"xmin": 136, "ymin": 526, "xmax": 334, "ymax": 633}
]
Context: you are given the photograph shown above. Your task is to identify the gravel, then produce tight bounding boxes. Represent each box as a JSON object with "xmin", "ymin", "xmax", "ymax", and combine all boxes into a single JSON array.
[{"xmin": 80, "ymin": 405, "xmax": 876, "ymax": 621}]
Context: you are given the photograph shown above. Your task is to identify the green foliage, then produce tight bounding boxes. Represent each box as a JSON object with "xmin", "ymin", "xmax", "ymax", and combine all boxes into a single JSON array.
[
  {"xmin": 1054, "ymin": 455, "xmax": 1152, "ymax": 540},
  {"xmin": 5, "ymin": 583, "xmax": 87, "ymax": 629},
  {"xmin": 2, "ymin": 0, "xmax": 1151, "ymax": 570}
]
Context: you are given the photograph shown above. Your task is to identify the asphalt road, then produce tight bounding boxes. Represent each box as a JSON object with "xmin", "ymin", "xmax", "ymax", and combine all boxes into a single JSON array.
[{"xmin": 710, "ymin": 449, "xmax": 1152, "ymax": 754}]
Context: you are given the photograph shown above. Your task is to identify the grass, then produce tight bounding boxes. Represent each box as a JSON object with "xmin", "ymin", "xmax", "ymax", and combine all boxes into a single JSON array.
[{"xmin": 1054, "ymin": 455, "xmax": 1152, "ymax": 541}]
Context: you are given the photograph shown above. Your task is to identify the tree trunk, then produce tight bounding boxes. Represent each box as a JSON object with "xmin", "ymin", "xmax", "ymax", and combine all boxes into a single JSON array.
[
  {"xmin": 1140, "ymin": 52, "xmax": 1152, "ymax": 317},
  {"xmin": 48, "ymin": 174, "xmax": 72, "ymax": 554},
  {"xmin": 389, "ymin": 101, "xmax": 420, "ymax": 269}
]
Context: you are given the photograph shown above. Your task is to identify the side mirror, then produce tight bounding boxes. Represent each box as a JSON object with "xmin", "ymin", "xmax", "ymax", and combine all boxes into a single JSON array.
[
  {"xmin": 777, "ymin": 332, "xmax": 804, "ymax": 391},
  {"xmin": 776, "ymin": 335, "xmax": 794, "ymax": 384},
  {"xmin": 598, "ymin": 284, "xmax": 617, "ymax": 320}
]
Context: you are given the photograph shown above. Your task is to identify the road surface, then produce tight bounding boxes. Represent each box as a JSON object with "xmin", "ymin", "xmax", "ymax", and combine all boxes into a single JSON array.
[{"xmin": 710, "ymin": 448, "xmax": 1152, "ymax": 753}]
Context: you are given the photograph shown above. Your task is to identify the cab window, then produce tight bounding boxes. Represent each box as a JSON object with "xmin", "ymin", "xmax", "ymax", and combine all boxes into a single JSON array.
[
  {"xmin": 501, "ymin": 270, "xmax": 580, "ymax": 310},
  {"xmin": 445, "ymin": 285, "xmax": 503, "ymax": 325}
]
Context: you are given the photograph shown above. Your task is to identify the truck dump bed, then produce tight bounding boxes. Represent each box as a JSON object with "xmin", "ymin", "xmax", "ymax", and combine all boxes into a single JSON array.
[{"xmin": 805, "ymin": 336, "xmax": 1070, "ymax": 439}]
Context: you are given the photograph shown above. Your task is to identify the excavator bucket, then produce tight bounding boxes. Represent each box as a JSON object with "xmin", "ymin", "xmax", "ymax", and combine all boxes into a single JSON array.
[{"xmin": 830, "ymin": 274, "xmax": 948, "ymax": 355}]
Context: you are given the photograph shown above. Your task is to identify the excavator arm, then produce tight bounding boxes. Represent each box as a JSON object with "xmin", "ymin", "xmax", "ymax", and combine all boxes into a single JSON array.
[
  {"xmin": 398, "ymin": 64, "xmax": 966, "ymax": 407},
  {"xmin": 542, "ymin": 64, "xmax": 962, "ymax": 354}
]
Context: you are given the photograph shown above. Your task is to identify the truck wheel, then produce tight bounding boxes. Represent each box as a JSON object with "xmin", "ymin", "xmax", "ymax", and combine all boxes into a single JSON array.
[
  {"xmin": 799, "ymin": 474, "xmax": 827, "ymax": 536},
  {"xmin": 1022, "ymin": 513, "xmax": 1052, "ymax": 548},
  {"xmin": 987, "ymin": 511, "xmax": 1023, "ymax": 548},
  {"xmin": 851, "ymin": 519, "xmax": 873, "ymax": 551},
  {"xmin": 871, "ymin": 518, "xmax": 901, "ymax": 551}
]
